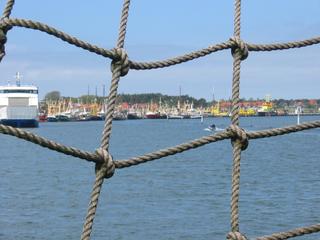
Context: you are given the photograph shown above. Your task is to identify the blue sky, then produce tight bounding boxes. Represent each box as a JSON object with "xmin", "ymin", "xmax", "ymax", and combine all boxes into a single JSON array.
[{"xmin": 0, "ymin": 0, "xmax": 319, "ymax": 100}]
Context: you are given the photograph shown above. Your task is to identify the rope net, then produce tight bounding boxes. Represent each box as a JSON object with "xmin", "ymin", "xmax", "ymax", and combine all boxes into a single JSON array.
[{"xmin": 0, "ymin": 0, "xmax": 319, "ymax": 239}]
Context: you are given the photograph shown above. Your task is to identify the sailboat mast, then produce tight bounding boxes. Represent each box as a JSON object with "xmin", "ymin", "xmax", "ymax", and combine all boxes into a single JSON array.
[{"xmin": 212, "ymin": 87, "xmax": 215, "ymax": 103}]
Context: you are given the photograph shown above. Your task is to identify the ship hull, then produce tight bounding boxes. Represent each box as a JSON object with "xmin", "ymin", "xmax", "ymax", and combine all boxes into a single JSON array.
[
  {"xmin": 257, "ymin": 111, "xmax": 277, "ymax": 117},
  {"xmin": 0, "ymin": 119, "xmax": 39, "ymax": 128},
  {"xmin": 146, "ymin": 114, "xmax": 167, "ymax": 119},
  {"xmin": 167, "ymin": 115, "xmax": 183, "ymax": 119},
  {"xmin": 127, "ymin": 113, "xmax": 142, "ymax": 120}
]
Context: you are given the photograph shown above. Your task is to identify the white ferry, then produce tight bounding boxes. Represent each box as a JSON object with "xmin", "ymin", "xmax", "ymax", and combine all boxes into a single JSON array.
[{"xmin": 0, "ymin": 73, "xmax": 39, "ymax": 128}]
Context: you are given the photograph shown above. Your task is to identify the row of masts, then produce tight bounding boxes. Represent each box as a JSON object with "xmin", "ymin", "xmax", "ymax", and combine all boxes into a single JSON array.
[{"xmin": 41, "ymin": 97, "xmax": 205, "ymax": 121}]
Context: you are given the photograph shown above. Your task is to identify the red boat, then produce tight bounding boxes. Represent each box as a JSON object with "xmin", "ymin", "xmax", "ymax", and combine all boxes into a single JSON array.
[
  {"xmin": 38, "ymin": 113, "xmax": 47, "ymax": 122},
  {"xmin": 145, "ymin": 111, "xmax": 167, "ymax": 119}
]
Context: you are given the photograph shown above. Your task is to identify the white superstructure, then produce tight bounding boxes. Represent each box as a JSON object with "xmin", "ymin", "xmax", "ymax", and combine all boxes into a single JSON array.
[{"xmin": 0, "ymin": 73, "xmax": 39, "ymax": 128}]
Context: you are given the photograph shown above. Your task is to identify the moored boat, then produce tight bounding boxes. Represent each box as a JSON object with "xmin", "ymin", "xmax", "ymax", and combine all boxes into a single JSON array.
[
  {"xmin": 127, "ymin": 110, "xmax": 142, "ymax": 120},
  {"xmin": 0, "ymin": 73, "xmax": 39, "ymax": 128},
  {"xmin": 167, "ymin": 114, "xmax": 183, "ymax": 119},
  {"xmin": 145, "ymin": 111, "xmax": 166, "ymax": 119},
  {"xmin": 145, "ymin": 111, "xmax": 159, "ymax": 119},
  {"xmin": 38, "ymin": 113, "xmax": 47, "ymax": 122},
  {"xmin": 257, "ymin": 95, "xmax": 277, "ymax": 116},
  {"xmin": 55, "ymin": 114, "xmax": 70, "ymax": 122},
  {"xmin": 257, "ymin": 102, "xmax": 277, "ymax": 116},
  {"xmin": 47, "ymin": 116, "xmax": 58, "ymax": 122},
  {"xmin": 190, "ymin": 114, "xmax": 203, "ymax": 119}
]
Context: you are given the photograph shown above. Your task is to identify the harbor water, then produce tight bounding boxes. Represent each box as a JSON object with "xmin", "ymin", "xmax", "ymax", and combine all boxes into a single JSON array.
[{"xmin": 1, "ymin": 116, "xmax": 319, "ymax": 240}]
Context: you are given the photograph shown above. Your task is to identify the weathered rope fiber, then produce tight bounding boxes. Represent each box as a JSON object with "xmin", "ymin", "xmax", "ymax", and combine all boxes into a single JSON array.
[
  {"xmin": 227, "ymin": 231, "xmax": 248, "ymax": 240},
  {"xmin": 0, "ymin": 0, "xmax": 14, "ymax": 61},
  {"xmin": 1, "ymin": 18, "xmax": 320, "ymax": 68},
  {"xmin": 230, "ymin": 0, "xmax": 243, "ymax": 232},
  {"xmin": 81, "ymin": 1, "xmax": 131, "ymax": 239},
  {"xmin": 0, "ymin": 0, "xmax": 319, "ymax": 239},
  {"xmin": 256, "ymin": 223, "xmax": 320, "ymax": 240},
  {"xmin": 2, "ymin": 120, "xmax": 320, "ymax": 167}
]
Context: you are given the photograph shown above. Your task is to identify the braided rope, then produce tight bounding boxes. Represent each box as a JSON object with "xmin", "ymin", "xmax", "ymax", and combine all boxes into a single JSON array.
[
  {"xmin": 0, "ymin": 18, "xmax": 319, "ymax": 70},
  {"xmin": 0, "ymin": 26, "xmax": 7, "ymax": 61},
  {"xmin": 256, "ymin": 223, "xmax": 320, "ymax": 240},
  {"xmin": 80, "ymin": 60, "xmax": 123, "ymax": 240},
  {"xmin": 230, "ymin": 0, "xmax": 243, "ymax": 233},
  {"xmin": 0, "ymin": 124, "xmax": 102, "ymax": 162},
  {"xmin": 0, "ymin": 0, "xmax": 320, "ymax": 239},
  {"xmin": 1, "ymin": 0, "xmax": 14, "ymax": 18},
  {"xmin": 80, "ymin": 166, "xmax": 108, "ymax": 240},
  {"xmin": 227, "ymin": 231, "xmax": 248, "ymax": 240},
  {"xmin": 0, "ymin": 18, "xmax": 117, "ymax": 60},
  {"xmin": 81, "ymin": 1, "xmax": 131, "ymax": 239},
  {"xmin": 2, "ymin": 120, "xmax": 320, "ymax": 169},
  {"xmin": 0, "ymin": 0, "xmax": 14, "ymax": 61}
]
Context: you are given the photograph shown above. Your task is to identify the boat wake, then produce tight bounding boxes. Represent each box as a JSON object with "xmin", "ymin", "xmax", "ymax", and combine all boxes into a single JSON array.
[{"xmin": 204, "ymin": 127, "xmax": 225, "ymax": 132}]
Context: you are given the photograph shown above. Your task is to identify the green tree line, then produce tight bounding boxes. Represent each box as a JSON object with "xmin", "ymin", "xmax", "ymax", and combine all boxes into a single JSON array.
[
  {"xmin": 43, "ymin": 91, "xmax": 320, "ymax": 109},
  {"xmin": 44, "ymin": 91, "xmax": 209, "ymax": 108}
]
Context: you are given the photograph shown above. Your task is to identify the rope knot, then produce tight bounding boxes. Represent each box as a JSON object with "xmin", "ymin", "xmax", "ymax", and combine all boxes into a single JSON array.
[
  {"xmin": 0, "ymin": 28, "xmax": 7, "ymax": 45},
  {"xmin": 111, "ymin": 48, "xmax": 129, "ymax": 77},
  {"xmin": 230, "ymin": 37, "xmax": 248, "ymax": 60},
  {"xmin": 0, "ymin": 19, "xmax": 11, "ymax": 62},
  {"xmin": 228, "ymin": 124, "xmax": 249, "ymax": 151},
  {"xmin": 95, "ymin": 148, "xmax": 115, "ymax": 179},
  {"xmin": 227, "ymin": 231, "xmax": 248, "ymax": 240},
  {"xmin": 0, "ymin": 27, "xmax": 8, "ymax": 61}
]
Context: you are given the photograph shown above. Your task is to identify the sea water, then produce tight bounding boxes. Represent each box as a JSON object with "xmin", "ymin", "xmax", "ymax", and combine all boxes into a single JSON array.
[{"xmin": 1, "ymin": 116, "xmax": 319, "ymax": 240}]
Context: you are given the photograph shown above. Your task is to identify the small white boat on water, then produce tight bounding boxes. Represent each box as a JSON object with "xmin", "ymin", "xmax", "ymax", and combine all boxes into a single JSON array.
[
  {"xmin": 204, "ymin": 124, "xmax": 225, "ymax": 132},
  {"xmin": 167, "ymin": 114, "xmax": 184, "ymax": 119}
]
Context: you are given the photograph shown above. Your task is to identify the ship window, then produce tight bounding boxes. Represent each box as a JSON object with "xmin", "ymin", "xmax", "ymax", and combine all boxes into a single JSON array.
[{"xmin": 0, "ymin": 89, "xmax": 38, "ymax": 94}]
